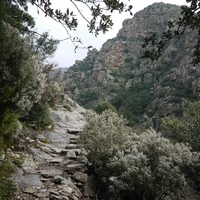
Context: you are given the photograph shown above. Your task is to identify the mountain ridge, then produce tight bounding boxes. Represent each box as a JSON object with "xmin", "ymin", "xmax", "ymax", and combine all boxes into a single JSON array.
[{"xmin": 62, "ymin": 2, "xmax": 200, "ymax": 128}]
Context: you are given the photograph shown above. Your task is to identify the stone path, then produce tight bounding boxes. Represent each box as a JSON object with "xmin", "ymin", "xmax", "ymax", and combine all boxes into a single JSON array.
[{"xmin": 12, "ymin": 103, "xmax": 96, "ymax": 200}]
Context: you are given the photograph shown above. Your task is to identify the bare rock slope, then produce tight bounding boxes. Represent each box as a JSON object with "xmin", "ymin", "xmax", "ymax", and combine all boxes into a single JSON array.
[{"xmin": 12, "ymin": 96, "xmax": 96, "ymax": 200}]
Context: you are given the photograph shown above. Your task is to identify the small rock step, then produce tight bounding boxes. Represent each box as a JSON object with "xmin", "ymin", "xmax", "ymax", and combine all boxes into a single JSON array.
[
  {"xmin": 65, "ymin": 144, "xmax": 77, "ymax": 149},
  {"xmin": 61, "ymin": 149, "xmax": 81, "ymax": 155},
  {"xmin": 67, "ymin": 128, "xmax": 82, "ymax": 134},
  {"xmin": 65, "ymin": 163, "xmax": 87, "ymax": 173},
  {"xmin": 69, "ymin": 138, "xmax": 78, "ymax": 144}
]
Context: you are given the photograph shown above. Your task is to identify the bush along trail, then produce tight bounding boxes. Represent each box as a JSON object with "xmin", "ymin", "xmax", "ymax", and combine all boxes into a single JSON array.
[{"xmin": 11, "ymin": 100, "xmax": 96, "ymax": 200}]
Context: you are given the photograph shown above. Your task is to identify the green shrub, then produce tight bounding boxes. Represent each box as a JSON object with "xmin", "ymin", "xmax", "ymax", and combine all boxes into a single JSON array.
[
  {"xmin": 0, "ymin": 161, "xmax": 16, "ymax": 200},
  {"xmin": 108, "ymin": 129, "xmax": 198, "ymax": 200},
  {"xmin": 0, "ymin": 161, "xmax": 15, "ymax": 178},
  {"xmin": 0, "ymin": 26, "xmax": 46, "ymax": 115},
  {"xmin": 76, "ymin": 90, "xmax": 98, "ymax": 106},
  {"xmin": 80, "ymin": 110, "xmax": 131, "ymax": 178},
  {"xmin": 24, "ymin": 102, "xmax": 53, "ymax": 130},
  {"xmin": 81, "ymin": 110, "xmax": 198, "ymax": 200},
  {"xmin": 94, "ymin": 101, "xmax": 116, "ymax": 114},
  {"xmin": 161, "ymin": 101, "xmax": 200, "ymax": 151},
  {"xmin": 0, "ymin": 108, "xmax": 18, "ymax": 153},
  {"xmin": 111, "ymin": 82, "xmax": 153, "ymax": 126},
  {"xmin": 0, "ymin": 179, "xmax": 16, "ymax": 200}
]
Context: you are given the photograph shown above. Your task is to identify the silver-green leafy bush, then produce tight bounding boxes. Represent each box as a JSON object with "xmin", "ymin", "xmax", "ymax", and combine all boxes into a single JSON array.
[
  {"xmin": 81, "ymin": 110, "xmax": 199, "ymax": 199},
  {"xmin": 0, "ymin": 26, "xmax": 46, "ymax": 114},
  {"xmin": 80, "ymin": 109, "xmax": 132, "ymax": 177},
  {"xmin": 109, "ymin": 129, "xmax": 199, "ymax": 199}
]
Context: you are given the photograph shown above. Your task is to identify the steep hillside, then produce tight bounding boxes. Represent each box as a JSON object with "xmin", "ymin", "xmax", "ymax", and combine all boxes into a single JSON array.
[{"xmin": 63, "ymin": 2, "xmax": 200, "ymax": 128}]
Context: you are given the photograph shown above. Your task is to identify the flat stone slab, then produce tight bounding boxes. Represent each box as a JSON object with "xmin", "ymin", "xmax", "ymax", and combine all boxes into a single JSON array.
[
  {"xmin": 60, "ymin": 179, "xmax": 82, "ymax": 197},
  {"xmin": 38, "ymin": 143, "xmax": 65, "ymax": 154},
  {"xmin": 34, "ymin": 190, "xmax": 49, "ymax": 198},
  {"xmin": 65, "ymin": 144, "xmax": 77, "ymax": 149},
  {"xmin": 40, "ymin": 146, "xmax": 54, "ymax": 154},
  {"xmin": 12, "ymin": 169, "xmax": 43, "ymax": 188},
  {"xmin": 65, "ymin": 163, "xmax": 86, "ymax": 171},
  {"xmin": 40, "ymin": 168, "xmax": 63, "ymax": 178},
  {"xmin": 22, "ymin": 157, "xmax": 37, "ymax": 174},
  {"xmin": 23, "ymin": 187, "xmax": 36, "ymax": 194},
  {"xmin": 66, "ymin": 150, "xmax": 77, "ymax": 159},
  {"xmin": 49, "ymin": 158, "xmax": 63, "ymax": 163},
  {"xmin": 67, "ymin": 134, "xmax": 80, "ymax": 140},
  {"xmin": 30, "ymin": 148, "xmax": 54, "ymax": 163},
  {"xmin": 42, "ymin": 131, "xmax": 68, "ymax": 142}
]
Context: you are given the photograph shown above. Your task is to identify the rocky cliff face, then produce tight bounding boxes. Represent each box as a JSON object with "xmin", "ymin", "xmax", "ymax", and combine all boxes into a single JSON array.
[{"xmin": 63, "ymin": 2, "xmax": 200, "ymax": 127}]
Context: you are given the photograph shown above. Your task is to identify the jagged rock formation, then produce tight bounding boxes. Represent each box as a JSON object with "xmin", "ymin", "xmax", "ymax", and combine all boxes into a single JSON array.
[
  {"xmin": 10, "ymin": 96, "xmax": 96, "ymax": 200},
  {"xmin": 63, "ymin": 2, "xmax": 200, "ymax": 127}
]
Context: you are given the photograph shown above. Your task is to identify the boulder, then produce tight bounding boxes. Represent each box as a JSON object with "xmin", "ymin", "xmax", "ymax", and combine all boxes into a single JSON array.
[{"xmin": 72, "ymin": 171, "xmax": 88, "ymax": 183}]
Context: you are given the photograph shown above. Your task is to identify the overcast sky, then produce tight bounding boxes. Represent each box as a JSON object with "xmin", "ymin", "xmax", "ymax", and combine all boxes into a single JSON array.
[{"xmin": 29, "ymin": 0, "xmax": 188, "ymax": 68}]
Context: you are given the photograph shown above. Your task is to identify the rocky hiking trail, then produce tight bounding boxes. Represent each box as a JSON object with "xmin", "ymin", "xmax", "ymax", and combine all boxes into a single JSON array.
[{"xmin": 12, "ymin": 103, "xmax": 96, "ymax": 200}]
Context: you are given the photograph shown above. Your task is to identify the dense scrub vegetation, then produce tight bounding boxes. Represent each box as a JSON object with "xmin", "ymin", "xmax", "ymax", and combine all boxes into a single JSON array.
[
  {"xmin": 161, "ymin": 101, "xmax": 200, "ymax": 152},
  {"xmin": 94, "ymin": 101, "xmax": 116, "ymax": 114},
  {"xmin": 0, "ymin": 2, "xmax": 61, "ymax": 197},
  {"xmin": 76, "ymin": 89, "xmax": 99, "ymax": 108},
  {"xmin": 80, "ymin": 109, "xmax": 200, "ymax": 200},
  {"xmin": 111, "ymin": 82, "xmax": 153, "ymax": 126}
]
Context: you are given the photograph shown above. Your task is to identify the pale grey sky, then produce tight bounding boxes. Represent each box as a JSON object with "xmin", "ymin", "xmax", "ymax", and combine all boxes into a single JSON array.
[{"xmin": 29, "ymin": 0, "xmax": 188, "ymax": 68}]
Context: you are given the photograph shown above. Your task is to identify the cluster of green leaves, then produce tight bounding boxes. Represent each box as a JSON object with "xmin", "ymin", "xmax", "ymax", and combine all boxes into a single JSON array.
[
  {"xmin": 0, "ymin": 25, "xmax": 46, "ymax": 114},
  {"xmin": 76, "ymin": 89, "xmax": 98, "ymax": 107},
  {"xmin": 0, "ymin": 0, "xmax": 61, "ymax": 147},
  {"xmin": 24, "ymin": 103, "xmax": 53, "ymax": 130},
  {"xmin": 161, "ymin": 101, "xmax": 200, "ymax": 152},
  {"xmin": 160, "ymin": 80, "xmax": 198, "ymax": 101},
  {"xmin": 3, "ymin": 0, "xmax": 35, "ymax": 33},
  {"xmin": 80, "ymin": 110, "xmax": 131, "ymax": 177},
  {"xmin": 0, "ymin": 25, "xmax": 53, "ymax": 134},
  {"xmin": 0, "ymin": 109, "xmax": 18, "ymax": 154},
  {"xmin": 2, "ymin": 0, "xmax": 59, "ymax": 57},
  {"xmin": 111, "ymin": 82, "xmax": 153, "ymax": 126},
  {"xmin": 4, "ymin": 0, "xmax": 132, "ymax": 50},
  {"xmin": 94, "ymin": 100, "xmax": 116, "ymax": 114},
  {"xmin": 0, "ymin": 161, "xmax": 16, "ymax": 200},
  {"xmin": 0, "ymin": 179, "xmax": 16, "ymax": 200},
  {"xmin": 21, "ymin": 64, "xmax": 63, "ymax": 130},
  {"xmin": 29, "ymin": 32, "xmax": 59, "ymax": 60},
  {"xmin": 80, "ymin": 110, "xmax": 199, "ymax": 200}
]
